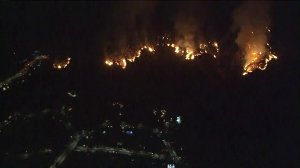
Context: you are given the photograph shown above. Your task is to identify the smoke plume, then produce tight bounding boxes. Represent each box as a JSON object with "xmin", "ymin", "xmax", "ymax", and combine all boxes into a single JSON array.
[
  {"xmin": 103, "ymin": 2, "xmax": 156, "ymax": 58},
  {"xmin": 174, "ymin": 2, "xmax": 210, "ymax": 51},
  {"xmin": 233, "ymin": 2, "xmax": 271, "ymax": 66}
]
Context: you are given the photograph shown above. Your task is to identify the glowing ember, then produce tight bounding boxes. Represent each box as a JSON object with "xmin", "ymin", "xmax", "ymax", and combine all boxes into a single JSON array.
[
  {"xmin": 53, "ymin": 57, "xmax": 71, "ymax": 70},
  {"xmin": 105, "ymin": 60, "xmax": 113, "ymax": 66},
  {"xmin": 121, "ymin": 58, "xmax": 127, "ymax": 69},
  {"xmin": 175, "ymin": 46, "xmax": 180, "ymax": 53},
  {"xmin": 213, "ymin": 42, "xmax": 218, "ymax": 48},
  {"xmin": 148, "ymin": 47, "xmax": 154, "ymax": 52}
]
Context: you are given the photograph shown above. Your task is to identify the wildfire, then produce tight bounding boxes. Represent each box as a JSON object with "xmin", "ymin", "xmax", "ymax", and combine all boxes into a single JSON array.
[
  {"xmin": 104, "ymin": 32, "xmax": 277, "ymax": 75},
  {"xmin": 105, "ymin": 60, "xmax": 113, "ymax": 66},
  {"xmin": 242, "ymin": 28, "xmax": 277, "ymax": 76},
  {"xmin": 53, "ymin": 57, "xmax": 71, "ymax": 69},
  {"xmin": 104, "ymin": 45, "xmax": 155, "ymax": 69},
  {"xmin": 165, "ymin": 41, "xmax": 218, "ymax": 61},
  {"xmin": 104, "ymin": 36, "xmax": 219, "ymax": 69},
  {"xmin": 242, "ymin": 50, "xmax": 277, "ymax": 76}
]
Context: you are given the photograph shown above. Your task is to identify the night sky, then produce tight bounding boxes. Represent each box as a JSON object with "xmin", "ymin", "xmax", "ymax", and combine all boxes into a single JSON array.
[{"xmin": 0, "ymin": 1, "xmax": 299, "ymax": 168}]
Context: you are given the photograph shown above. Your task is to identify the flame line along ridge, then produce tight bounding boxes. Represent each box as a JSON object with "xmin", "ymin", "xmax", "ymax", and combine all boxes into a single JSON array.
[{"xmin": 104, "ymin": 36, "xmax": 220, "ymax": 69}]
